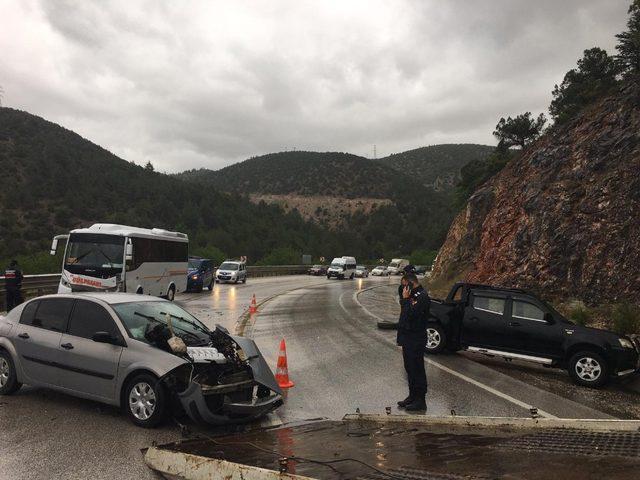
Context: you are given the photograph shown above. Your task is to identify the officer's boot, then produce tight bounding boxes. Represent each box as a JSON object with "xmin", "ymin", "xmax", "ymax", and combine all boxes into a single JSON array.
[
  {"xmin": 397, "ymin": 390, "xmax": 414, "ymax": 408},
  {"xmin": 405, "ymin": 391, "xmax": 427, "ymax": 412}
]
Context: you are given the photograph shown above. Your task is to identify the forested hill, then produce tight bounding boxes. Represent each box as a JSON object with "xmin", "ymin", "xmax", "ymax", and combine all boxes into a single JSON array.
[
  {"xmin": 0, "ymin": 108, "xmax": 349, "ymax": 267},
  {"xmin": 178, "ymin": 151, "xmax": 430, "ymax": 199},
  {"xmin": 379, "ymin": 144, "xmax": 495, "ymax": 191},
  {"xmin": 178, "ymin": 145, "xmax": 495, "ymax": 196},
  {"xmin": 178, "ymin": 151, "xmax": 458, "ymax": 257}
]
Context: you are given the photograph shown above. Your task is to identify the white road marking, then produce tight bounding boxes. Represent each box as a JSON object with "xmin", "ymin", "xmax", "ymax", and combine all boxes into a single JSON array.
[{"xmin": 352, "ymin": 287, "xmax": 559, "ymax": 419}]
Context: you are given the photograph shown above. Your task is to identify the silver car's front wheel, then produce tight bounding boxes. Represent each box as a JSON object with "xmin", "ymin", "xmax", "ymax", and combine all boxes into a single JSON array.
[
  {"xmin": 129, "ymin": 382, "xmax": 156, "ymax": 420},
  {"xmin": 0, "ymin": 357, "xmax": 10, "ymax": 387},
  {"xmin": 124, "ymin": 373, "xmax": 166, "ymax": 427}
]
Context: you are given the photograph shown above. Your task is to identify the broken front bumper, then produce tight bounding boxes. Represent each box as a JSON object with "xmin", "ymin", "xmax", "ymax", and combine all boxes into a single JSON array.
[
  {"xmin": 177, "ymin": 327, "xmax": 284, "ymax": 425},
  {"xmin": 178, "ymin": 382, "xmax": 283, "ymax": 425}
]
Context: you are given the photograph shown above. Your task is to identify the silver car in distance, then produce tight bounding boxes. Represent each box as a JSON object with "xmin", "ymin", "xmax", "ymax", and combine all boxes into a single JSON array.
[{"xmin": 0, "ymin": 293, "xmax": 282, "ymax": 427}]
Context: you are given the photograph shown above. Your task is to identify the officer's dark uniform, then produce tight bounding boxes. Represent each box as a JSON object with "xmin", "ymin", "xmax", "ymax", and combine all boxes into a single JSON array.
[
  {"xmin": 396, "ymin": 284, "xmax": 429, "ymax": 409},
  {"xmin": 4, "ymin": 262, "xmax": 23, "ymax": 311}
]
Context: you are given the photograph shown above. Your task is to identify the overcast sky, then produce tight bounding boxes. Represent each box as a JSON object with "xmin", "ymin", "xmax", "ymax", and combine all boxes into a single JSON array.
[{"xmin": 0, "ymin": 0, "xmax": 630, "ymax": 172}]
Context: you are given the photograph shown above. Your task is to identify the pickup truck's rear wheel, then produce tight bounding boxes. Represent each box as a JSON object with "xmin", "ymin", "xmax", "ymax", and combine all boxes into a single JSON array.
[
  {"xmin": 568, "ymin": 351, "xmax": 609, "ymax": 388},
  {"xmin": 425, "ymin": 324, "xmax": 446, "ymax": 354}
]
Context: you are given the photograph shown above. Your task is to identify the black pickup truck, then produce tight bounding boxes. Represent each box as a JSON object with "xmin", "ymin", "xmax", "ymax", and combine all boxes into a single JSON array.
[{"xmin": 426, "ymin": 283, "xmax": 640, "ymax": 387}]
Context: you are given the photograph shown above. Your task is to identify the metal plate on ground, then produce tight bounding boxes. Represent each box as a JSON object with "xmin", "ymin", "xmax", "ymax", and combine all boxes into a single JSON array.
[
  {"xmin": 495, "ymin": 428, "xmax": 640, "ymax": 458},
  {"xmin": 358, "ymin": 466, "xmax": 490, "ymax": 479}
]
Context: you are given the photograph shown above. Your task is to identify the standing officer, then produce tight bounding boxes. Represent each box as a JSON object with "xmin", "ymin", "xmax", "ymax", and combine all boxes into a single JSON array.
[
  {"xmin": 4, "ymin": 260, "xmax": 23, "ymax": 311},
  {"xmin": 396, "ymin": 272, "xmax": 429, "ymax": 411}
]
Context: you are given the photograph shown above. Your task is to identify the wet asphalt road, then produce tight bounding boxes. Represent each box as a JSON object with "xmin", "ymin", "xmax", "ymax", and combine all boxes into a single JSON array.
[
  {"xmin": 245, "ymin": 277, "xmax": 624, "ymax": 422},
  {"xmin": 1, "ymin": 275, "xmax": 638, "ymax": 479}
]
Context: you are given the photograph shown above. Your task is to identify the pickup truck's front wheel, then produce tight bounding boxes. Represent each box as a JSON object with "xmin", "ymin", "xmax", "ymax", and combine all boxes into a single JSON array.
[
  {"xmin": 568, "ymin": 351, "xmax": 609, "ymax": 388},
  {"xmin": 425, "ymin": 324, "xmax": 446, "ymax": 354}
]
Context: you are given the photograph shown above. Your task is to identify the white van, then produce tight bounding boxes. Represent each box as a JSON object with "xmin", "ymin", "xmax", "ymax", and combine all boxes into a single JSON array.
[
  {"xmin": 387, "ymin": 258, "xmax": 409, "ymax": 275},
  {"xmin": 51, "ymin": 223, "xmax": 188, "ymax": 301},
  {"xmin": 327, "ymin": 256, "xmax": 357, "ymax": 280}
]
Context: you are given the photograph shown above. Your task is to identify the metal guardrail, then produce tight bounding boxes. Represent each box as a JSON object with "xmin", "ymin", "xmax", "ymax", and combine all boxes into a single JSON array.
[{"xmin": 0, "ymin": 266, "xmax": 312, "ymax": 312}]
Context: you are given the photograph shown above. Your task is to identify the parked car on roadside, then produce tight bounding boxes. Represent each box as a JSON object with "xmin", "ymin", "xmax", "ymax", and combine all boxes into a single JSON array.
[
  {"xmin": 0, "ymin": 293, "xmax": 282, "ymax": 427},
  {"xmin": 354, "ymin": 265, "xmax": 369, "ymax": 278},
  {"xmin": 216, "ymin": 260, "xmax": 247, "ymax": 284},
  {"xmin": 426, "ymin": 282, "xmax": 640, "ymax": 388},
  {"xmin": 371, "ymin": 265, "xmax": 389, "ymax": 276},
  {"xmin": 308, "ymin": 264, "xmax": 327, "ymax": 276},
  {"xmin": 187, "ymin": 257, "xmax": 215, "ymax": 292}
]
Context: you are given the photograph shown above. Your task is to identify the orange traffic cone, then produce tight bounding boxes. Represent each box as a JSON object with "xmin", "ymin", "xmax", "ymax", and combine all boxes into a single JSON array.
[
  {"xmin": 275, "ymin": 339, "xmax": 295, "ymax": 389},
  {"xmin": 249, "ymin": 294, "xmax": 258, "ymax": 314}
]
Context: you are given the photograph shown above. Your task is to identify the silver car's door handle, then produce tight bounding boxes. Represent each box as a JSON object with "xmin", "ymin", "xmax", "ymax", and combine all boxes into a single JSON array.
[
  {"xmin": 61, "ymin": 343, "xmax": 74, "ymax": 350},
  {"xmin": 17, "ymin": 333, "xmax": 29, "ymax": 339}
]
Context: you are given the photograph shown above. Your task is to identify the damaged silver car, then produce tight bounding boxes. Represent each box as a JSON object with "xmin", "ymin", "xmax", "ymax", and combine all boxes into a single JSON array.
[{"xmin": 0, "ymin": 293, "xmax": 282, "ymax": 427}]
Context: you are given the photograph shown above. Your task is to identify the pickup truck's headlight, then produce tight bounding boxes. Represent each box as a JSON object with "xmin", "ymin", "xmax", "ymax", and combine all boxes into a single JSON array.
[
  {"xmin": 618, "ymin": 338, "xmax": 634, "ymax": 349},
  {"xmin": 191, "ymin": 274, "xmax": 199, "ymax": 280}
]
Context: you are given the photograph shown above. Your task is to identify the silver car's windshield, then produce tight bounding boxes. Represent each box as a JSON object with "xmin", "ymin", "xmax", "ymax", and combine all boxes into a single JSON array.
[
  {"xmin": 113, "ymin": 301, "xmax": 210, "ymax": 344},
  {"xmin": 219, "ymin": 262, "xmax": 239, "ymax": 270}
]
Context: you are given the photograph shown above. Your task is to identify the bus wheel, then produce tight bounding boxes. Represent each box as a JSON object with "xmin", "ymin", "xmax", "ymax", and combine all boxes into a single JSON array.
[{"xmin": 166, "ymin": 286, "xmax": 175, "ymax": 302}]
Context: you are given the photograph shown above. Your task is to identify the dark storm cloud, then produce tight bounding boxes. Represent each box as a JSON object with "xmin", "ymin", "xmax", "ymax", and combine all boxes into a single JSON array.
[{"xmin": 0, "ymin": 0, "xmax": 629, "ymax": 171}]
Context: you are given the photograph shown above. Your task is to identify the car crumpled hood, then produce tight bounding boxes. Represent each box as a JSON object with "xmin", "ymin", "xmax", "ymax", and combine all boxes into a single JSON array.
[{"xmin": 216, "ymin": 325, "xmax": 282, "ymax": 395}]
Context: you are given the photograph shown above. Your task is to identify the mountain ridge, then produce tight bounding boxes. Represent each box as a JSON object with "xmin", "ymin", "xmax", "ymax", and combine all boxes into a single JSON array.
[{"xmin": 430, "ymin": 79, "xmax": 640, "ymax": 304}]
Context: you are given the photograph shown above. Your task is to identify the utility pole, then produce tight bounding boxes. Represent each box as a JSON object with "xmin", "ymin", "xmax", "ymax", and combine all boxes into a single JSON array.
[
  {"xmin": 373, "ymin": 144, "xmax": 377, "ymax": 160},
  {"xmin": 0, "ymin": 85, "xmax": 4, "ymax": 107}
]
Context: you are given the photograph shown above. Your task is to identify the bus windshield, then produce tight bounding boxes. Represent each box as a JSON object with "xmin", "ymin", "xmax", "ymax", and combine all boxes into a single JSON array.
[{"xmin": 64, "ymin": 233, "xmax": 124, "ymax": 276}]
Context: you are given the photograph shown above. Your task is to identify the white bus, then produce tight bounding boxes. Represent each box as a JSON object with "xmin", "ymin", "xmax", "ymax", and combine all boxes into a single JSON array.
[{"xmin": 50, "ymin": 224, "xmax": 188, "ymax": 300}]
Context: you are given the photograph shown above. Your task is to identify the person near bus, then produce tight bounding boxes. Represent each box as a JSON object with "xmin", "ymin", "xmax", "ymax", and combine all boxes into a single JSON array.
[{"xmin": 4, "ymin": 260, "xmax": 23, "ymax": 311}]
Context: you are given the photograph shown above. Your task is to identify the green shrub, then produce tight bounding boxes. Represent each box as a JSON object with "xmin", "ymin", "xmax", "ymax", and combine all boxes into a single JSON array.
[
  {"xmin": 568, "ymin": 304, "xmax": 591, "ymax": 326},
  {"xmin": 257, "ymin": 247, "xmax": 300, "ymax": 266},
  {"xmin": 611, "ymin": 302, "xmax": 640, "ymax": 335},
  {"xmin": 409, "ymin": 249, "xmax": 438, "ymax": 267},
  {"xmin": 1, "ymin": 250, "xmax": 64, "ymax": 275}
]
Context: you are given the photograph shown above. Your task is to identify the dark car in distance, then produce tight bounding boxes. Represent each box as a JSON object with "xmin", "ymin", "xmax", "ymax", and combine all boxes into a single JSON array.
[
  {"xmin": 308, "ymin": 264, "xmax": 327, "ymax": 276},
  {"xmin": 187, "ymin": 257, "xmax": 215, "ymax": 292},
  {"xmin": 425, "ymin": 283, "xmax": 639, "ymax": 388}
]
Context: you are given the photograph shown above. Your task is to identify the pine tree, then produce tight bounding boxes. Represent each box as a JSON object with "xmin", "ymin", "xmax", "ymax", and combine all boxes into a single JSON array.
[
  {"xmin": 616, "ymin": 0, "xmax": 640, "ymax": 75},
  {"xmin": 493, "ymin": 113, "xmax": 547, "ymax": 149},
  {"xmin": 549, "ymin": 48, "xmax": 618, "ymax": 124}
]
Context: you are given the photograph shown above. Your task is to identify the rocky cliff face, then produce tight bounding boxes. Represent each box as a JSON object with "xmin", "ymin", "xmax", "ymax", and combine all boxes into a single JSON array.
[{"xmin": 431, "ymin": 81, "xmax": 640, "ymax": 305}]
